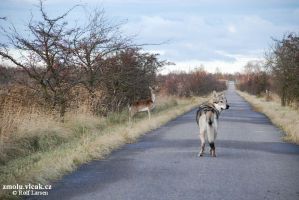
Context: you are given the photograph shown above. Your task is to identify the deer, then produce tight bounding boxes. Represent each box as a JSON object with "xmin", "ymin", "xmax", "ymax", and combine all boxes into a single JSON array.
[{"xmin": 128, "ymin": 87, "xmax": 156, "ymax": 123}]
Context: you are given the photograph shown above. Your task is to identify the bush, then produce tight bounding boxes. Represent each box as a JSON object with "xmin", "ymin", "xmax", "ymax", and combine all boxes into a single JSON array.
[{"xmin": 158, "ymin": 69, "xmax": 227, "ymax": 97}]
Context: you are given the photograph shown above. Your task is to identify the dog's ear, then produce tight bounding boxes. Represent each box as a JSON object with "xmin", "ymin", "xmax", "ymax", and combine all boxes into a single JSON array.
[{"xmin": 213, "ymin": 90, "xmax": 217, "ymax": 97}]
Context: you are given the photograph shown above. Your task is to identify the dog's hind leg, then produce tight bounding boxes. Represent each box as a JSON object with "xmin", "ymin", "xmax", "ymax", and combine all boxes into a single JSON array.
[
  {"xmin": 197, "ymin": 130, "xmax": 205, "ymax": 157},
  {"xmin": 209, "ymin": 142, "xmax": 216, "ymax": 157},
  {"xmin": 207, "ymin": 125, "xmax": 216, "ymax": 157}
]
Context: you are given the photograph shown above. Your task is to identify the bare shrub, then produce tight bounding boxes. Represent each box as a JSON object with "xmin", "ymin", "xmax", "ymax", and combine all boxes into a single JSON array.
[
  {"xmin": 158, "ymin": 69, "xmax": 227, "ymax": 97},
  {"xmin": 236, "ymin": 61, "xmax": 270, "ymax": 96},
  {"xmin": 266, "ymin": 33, "xmax": 299, "ymax": 106}
]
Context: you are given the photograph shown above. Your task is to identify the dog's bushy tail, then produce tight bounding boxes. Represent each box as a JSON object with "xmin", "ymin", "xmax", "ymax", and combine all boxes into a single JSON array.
[
  {"xmin": 206, "ymin": 111, "xmax": 213, "ymax": 126},
  {"xmin": 206, "ymin": 112, "xmax": 216, "ymax": 144}
]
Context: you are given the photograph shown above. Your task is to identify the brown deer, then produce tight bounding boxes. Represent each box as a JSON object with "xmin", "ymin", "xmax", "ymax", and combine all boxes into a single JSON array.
[{"xmin": 128, "ymin": 87, "xmax": 156, "ymax": 123}]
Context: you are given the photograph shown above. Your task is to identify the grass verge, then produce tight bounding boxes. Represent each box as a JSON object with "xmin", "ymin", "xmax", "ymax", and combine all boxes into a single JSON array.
[
  {"xmin": 0, "ymin": 96, "xmax": 206, "ymax": 199},
  {"xmin": 237, "ymin": 91, "xmax": 299, "ymax": 144}
]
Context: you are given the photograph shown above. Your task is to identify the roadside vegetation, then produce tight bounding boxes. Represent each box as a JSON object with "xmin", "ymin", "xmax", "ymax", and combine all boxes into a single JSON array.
[
  {"xmin": 157, "ymin": 67, "xmax": 227, "ymax": 97},
  {"xmin": 237, "ymin": 91, "xmax": 299, "ymax": 144},
  {"xmin": 0, "ymin": 78, "xmax": 224, "ymax": 200},
  {"xmin": 0, "ymin": 2, "xmax": 227, "ymax": 199},
  {"xmin": 235, "ymin": 33, "xmax": 299, "ymax": 144},
  {"xmin": 236, "ymin": 33, "xmax": 299, "ymax": 108},
  {"xmin": 0, "ymin": 94, "xmax": 207, "ymax": 199}
]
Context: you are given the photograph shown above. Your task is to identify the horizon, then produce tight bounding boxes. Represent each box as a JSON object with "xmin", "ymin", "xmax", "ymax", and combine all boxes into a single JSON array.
[{"xmin": 1, "ymin": 0, "xmax": 299, "ymax": 74}]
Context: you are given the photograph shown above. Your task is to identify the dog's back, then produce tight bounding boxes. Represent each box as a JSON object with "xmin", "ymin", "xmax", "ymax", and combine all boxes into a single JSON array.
[{"xmin": 196, "ymin": 103, "xmax": 219, "ymax": 126}]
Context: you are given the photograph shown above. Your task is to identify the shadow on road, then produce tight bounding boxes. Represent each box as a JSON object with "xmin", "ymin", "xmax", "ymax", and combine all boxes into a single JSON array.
[{"xmin": 125, "ymin": 138, "xmax": 299, "ymax": 155}]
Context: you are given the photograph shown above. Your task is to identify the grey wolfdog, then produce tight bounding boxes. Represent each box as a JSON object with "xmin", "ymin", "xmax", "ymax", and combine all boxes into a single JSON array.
[{"xmin": 195, "ymin": 91, "xmax": 229, "ymax": 157}]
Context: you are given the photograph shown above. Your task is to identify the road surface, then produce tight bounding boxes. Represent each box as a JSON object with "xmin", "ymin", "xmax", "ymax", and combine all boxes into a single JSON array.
[{"xmin": 30, "ymin": 82, "xmax": 299, "ymax": 200}]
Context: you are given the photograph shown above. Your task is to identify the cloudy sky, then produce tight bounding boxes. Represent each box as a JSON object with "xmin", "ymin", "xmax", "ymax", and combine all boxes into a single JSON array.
[{"xmin": 1, "ymin": 0, "xmax": 299, "ymax": 73}]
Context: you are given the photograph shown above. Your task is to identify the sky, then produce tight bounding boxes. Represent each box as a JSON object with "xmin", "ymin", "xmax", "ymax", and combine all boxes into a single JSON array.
[{"xmin": 1, "ymin": 0, "xmax": 299, "ymax": 74}]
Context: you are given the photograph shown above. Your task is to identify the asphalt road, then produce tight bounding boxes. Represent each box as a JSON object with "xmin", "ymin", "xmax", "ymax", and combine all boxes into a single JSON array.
[{"xmin": 30, "ymin": 82, "xmax": 299, "ymax": 200}]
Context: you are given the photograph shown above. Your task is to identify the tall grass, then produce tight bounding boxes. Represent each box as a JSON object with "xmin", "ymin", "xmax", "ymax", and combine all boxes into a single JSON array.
[
  {"xmin": 237, "ymin": 91, "xmax": 299, "ymax": 144},
  {"xmin": 0, "ymin": 90, "xmax": 204, "ymax": 199}
]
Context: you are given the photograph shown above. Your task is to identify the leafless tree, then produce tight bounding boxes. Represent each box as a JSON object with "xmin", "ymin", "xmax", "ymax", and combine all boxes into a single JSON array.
[
  {"xmin": 236, "ymin": 61, "xmax": 270, "ymax": 95},
  {"xmin": 0, "ymin": 1, "xmax": 80, "ymax": 118},
  {"xmin": 72, "ymin": 9, "xmax": 130, "ymax": 94},
  {"xmin": 266, "ymin": 33, "xmax": 299, "ymax": 106}
]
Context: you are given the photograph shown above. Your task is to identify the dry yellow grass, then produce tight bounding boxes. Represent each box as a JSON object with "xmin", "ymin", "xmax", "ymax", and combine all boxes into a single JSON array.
[
  {"xmin": 237, "ymin": 91, "xmax": 299, "ymax": 144},
  {"xmin": 0, "ymin": 95, "xmax": 206, "ymax": 199}
]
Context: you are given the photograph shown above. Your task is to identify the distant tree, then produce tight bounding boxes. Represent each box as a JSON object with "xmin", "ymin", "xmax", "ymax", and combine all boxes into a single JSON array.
[
  {"xmin": 158, "ymin": 69, "xmax": 227, "ymax": 97},
  {"xmin": 0, "ymin": 65, "xmax": 13, "ymax": 85},
  {"xmin": 236, "ymin": 60, "xmax": 270, "ymax": 96},
  {"xmin": 214, "ymin": 67, "xmax": 223, "ymax": 79}
]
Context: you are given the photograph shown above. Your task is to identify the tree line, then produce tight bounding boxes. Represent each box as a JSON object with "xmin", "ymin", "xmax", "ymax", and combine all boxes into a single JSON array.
[
  {"xmin": 158, "ymin": 68, "xmax": 227, "ymax": 97},
  {"xmin": 236, "ymin": 33, "xmax": 299, "ymax": 107}
]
